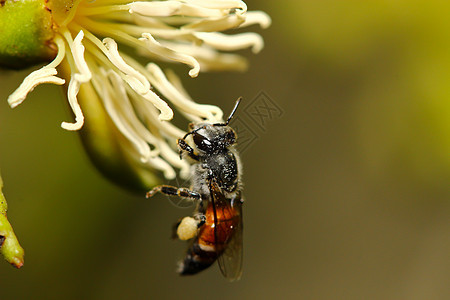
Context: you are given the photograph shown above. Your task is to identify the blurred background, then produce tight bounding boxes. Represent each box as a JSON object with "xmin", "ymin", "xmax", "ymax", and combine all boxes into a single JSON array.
[{"xmin": 0, "ymin": 1, "xmax": 449, "ymax": 299}]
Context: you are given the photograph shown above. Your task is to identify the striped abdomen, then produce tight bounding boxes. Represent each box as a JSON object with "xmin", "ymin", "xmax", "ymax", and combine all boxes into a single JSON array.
[{"xmin": 178, "ymin": 202, "xmax": 239, "ymax": 275}]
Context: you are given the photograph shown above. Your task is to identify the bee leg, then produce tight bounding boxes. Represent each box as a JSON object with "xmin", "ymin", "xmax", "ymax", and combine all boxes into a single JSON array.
[
  {"xmin": 146, "ymin": 185, "xmax": 201, "ymax": 201},
  {"xmin": 195, "ymin": 214, "xmax": 206, "ymax": 227},
  {"xmin": 177, "ymin": 138, "xmax": 200, "ymax": 161}
]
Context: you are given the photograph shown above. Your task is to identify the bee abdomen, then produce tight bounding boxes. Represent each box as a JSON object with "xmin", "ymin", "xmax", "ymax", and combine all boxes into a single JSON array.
[{"xmin": 177, "ymin": 243, "xmax": 218, "ymax": 275}]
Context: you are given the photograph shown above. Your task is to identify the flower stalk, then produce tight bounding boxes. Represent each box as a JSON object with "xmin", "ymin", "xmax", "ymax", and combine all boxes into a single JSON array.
[{"xmin": 0, "ymin": 174, "xmax": 24, "ymax": 268}]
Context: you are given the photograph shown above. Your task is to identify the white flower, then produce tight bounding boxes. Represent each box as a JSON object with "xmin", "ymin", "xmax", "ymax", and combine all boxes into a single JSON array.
[{"xmin": 7, "ymin": 0, "xmax": 270, "ymax": 180}]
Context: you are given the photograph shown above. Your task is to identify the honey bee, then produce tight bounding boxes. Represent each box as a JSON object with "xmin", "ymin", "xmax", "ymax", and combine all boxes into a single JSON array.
[{"xmin": 146, "ymin": 98, "xmax": 243, "ymax": 281}]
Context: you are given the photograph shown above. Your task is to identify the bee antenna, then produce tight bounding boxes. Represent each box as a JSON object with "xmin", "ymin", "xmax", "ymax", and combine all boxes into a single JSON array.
[
  {"xmin": 183, "ymin": 97, "xmax": 242, "ymax": 138},
  {"xmin": 225, "ymin": 97, "xmax": 242, "ymax": 126}
]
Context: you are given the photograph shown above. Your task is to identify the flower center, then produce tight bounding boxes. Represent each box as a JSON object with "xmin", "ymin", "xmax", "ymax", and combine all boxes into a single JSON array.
[{"xmin": 47, "ymin": 0, "xmax": 82, "ymax": 27}]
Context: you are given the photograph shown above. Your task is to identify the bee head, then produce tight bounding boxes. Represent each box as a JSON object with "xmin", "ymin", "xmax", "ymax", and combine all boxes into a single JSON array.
[
  {"xmin": 183, "ymin": 97, "xmax": 241, "ymax": 154},
  {"xmin": 190, "ymin": 124, "xmax": 236, "ymax": 153}
]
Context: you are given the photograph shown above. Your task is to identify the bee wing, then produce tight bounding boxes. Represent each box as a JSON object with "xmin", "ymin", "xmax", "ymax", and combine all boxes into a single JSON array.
[
  {"xmin": 217, "ymin": 200, "xmax": 243, "ymax": 281},
  {"xmin": 208, "ymin": 179, "xmax": 244, "ymax": 281}
]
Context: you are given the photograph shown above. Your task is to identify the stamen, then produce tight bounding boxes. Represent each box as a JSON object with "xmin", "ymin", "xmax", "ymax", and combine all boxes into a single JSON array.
[
  {"xmin": 165, "ymin": 69, "xmax": 193, "ymax": 100},
  {"xmin": 76, "ymin": 4, "xmax": 129, "ymax": 17},
  {"xmin": 141, "ymin": 90, "xmax": 174, "ymax": 121},
  {"xmin": 8, "ymin": 36, "xmax": 67, "ymax": 108},
  {"xmin": 183, "ymin": 0, "xmax": 247, "ymax": 13},
  {"xmin": 75, "ymin": 25, "xmax": 152, "ymax": 94},
  {"xmin": 92, "ymin": 21, "xmax": 197, "ymax": 42},
  {"xmin": 194, "ymin": 32, "xmax": 264, "ymax": 53},
  {"xmin": 78, "ymin": 17, "xmax": 164, "ymax": 60},
  {"xmin": 106, "ymin": 70, "xmax": 161, "ymax": 156},
  {"xmin": 165, "ymin": 69, "xmax": 209, "ymax": 123},
  {"xmin": 139, "ymin": 33, "xmax": 200, "ymax": 78},
  {"xmin": 181, "ymin": 14, "xmax": 245, "ymax": 32},
  {"xmin": 90, "ymin": 65, "xmax": 181, "ymax": 177},
  {"xmin": 99, "ymin": 71, "xmax": 151, "ymax": 162},
  {"xmin": 129, "ymin": 1, "xmax": 226, "ymax": 18},
  {"xmin": 131, "ymin": 14, "xmax": 178, "ymax": 29},
  {"xmin": 240, "ymin": 11, "xmax": 272, "ymax": 29},
  {"xmin": 102, "ymin": 38, "xmax": 150, "ymax": 94},
  {"xmin": 7, "ymin": 69, "xmax": 65, "ymax": 108},
  {"xmin": 130, "ymin": 93, "xmax": 186, "ymax": 139},
  {"xmin": 144, "ymin": 155, "xmax": 176, "ymax": 180},
  {"xmin": 59, "ymin": 0, "xmax": 83, "ymax": 27},
  {"xmin": 121, "ymin": 140, "xmax": 177, "ymax": 179},
  {"xmin": 158, "ymin": 141, "xmax": 191, "ymax": 179},
  {"xmin": 71, "ymin": 30, "xmax": 92, "ymax": 82},
  {"xmin": 48, "ymin": 35, "xmax": 68, "ymax": 69},
  {"xmin": 81, "ymin": 29, "xmax": 175, "ymax": 121},
  {"xmin": 157, "ymin": 41, "xmax": 248, "ymax": 71},
  {"xmin": 154, "ymin": 15, "xmax": 203, "ymax": 26},
  {"xmin": 61, "ymin": 75, "xmax": 85, "ymax": 131},
  {"xmin": 60, "ymin": 29, "xmax": 90, "ymax": 131},
  {"xmin": 146, "ymin": 63, "xmax": 222, "ymax": 122}
]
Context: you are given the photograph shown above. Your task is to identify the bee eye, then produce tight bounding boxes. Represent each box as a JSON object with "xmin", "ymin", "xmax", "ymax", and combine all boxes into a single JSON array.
[
  {"xmin": 194, "ymin": 134, "xmax": 212, "ymax": 151},
  {"xmin": 225, "ymin": 130, "xmax": 236, "ymax": 145}
]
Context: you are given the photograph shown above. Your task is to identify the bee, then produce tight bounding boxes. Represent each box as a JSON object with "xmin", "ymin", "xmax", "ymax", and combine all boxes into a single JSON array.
[{"xmin": 146, "ymin": 98, "xmax": 243, "ymax": 281}]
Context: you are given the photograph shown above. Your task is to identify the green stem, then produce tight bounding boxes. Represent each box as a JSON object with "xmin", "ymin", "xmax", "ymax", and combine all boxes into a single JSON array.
[{"xmin": 0, "ymin": 174, "xmax": 24, "ymax": 268}]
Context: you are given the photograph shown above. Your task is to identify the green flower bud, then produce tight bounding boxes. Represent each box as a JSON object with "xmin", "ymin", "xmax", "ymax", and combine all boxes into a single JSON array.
[
  {"xmin": 0, "ymin": 0, "xmax": 56, "ymax": 69},
  {"xmin": 0, "ymin": 174, "xmax": 24, "ymax": 268}
]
